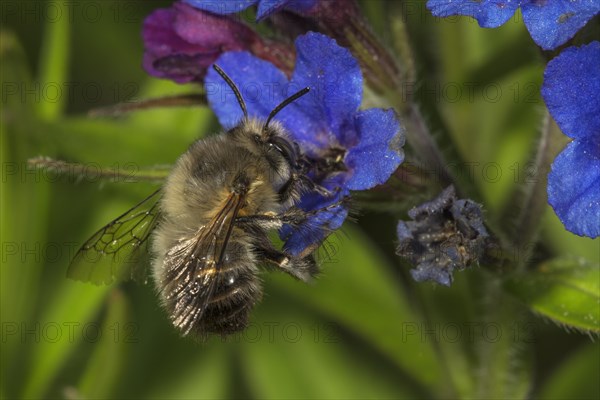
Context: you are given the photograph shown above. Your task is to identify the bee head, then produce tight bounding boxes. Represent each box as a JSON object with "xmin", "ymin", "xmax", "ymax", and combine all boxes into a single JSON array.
[
  {"xmin": 212, "ymin": 64, "xmax": 309, "ymax": 170},
  {"xmin": 228, "ymin": 118, "xmax": 299, "ymax": 172}
]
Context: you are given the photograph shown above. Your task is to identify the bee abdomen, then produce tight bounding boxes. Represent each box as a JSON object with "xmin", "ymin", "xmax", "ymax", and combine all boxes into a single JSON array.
[
  {"xmin": 197, "ymin": 263, "xmax": 262, "ymax": 336},
  {"xmin": 163, "ymin": 239, "xmax": 263, "ymax": 338}
]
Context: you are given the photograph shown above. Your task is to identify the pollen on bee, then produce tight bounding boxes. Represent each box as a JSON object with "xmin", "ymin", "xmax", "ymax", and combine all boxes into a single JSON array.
[{"xmin": 198, "ymin": 267, "xmax": 217, "ymax": 278}]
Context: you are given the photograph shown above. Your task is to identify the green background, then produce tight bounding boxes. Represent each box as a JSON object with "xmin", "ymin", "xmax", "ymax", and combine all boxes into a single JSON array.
[{"xmin": 2, "ymin": 1, "xmax": 599, "ymax": 399}]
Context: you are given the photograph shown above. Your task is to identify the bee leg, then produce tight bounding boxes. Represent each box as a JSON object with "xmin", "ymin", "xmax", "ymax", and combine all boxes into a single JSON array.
[
  {"xmin": 237, "ymin": 198, "xmax": 347, "ymax": 230},
  {"xmin": 277, "ymin": 171, "xmax": 337, "ymax": 204},
  {"xmin": 255, "ymin": 243, "xmax": 318, "ymax": 282},
  {"xmin": 236, "ymin": 208, "xmax": 308, "ymax": 230},
  {"xmin": 282, "ymin": 253, "xmax": 319, "ymax": 282},
  {"xmin": 277, "ymin": 172, "xmax": 304, "ymax": 204},
  {"xmin": 296, "ymin": 174, "xmax": 337, "ymax": 198}
]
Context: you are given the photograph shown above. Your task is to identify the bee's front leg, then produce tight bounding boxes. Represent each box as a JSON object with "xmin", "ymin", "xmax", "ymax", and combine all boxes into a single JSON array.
[
  {"xmin": 236, "ymin": 197, "xmax": 346, "ymax": 230},
  {"xmin": 277, "ymin": 171, "xmax": 337, "ymax": 205},
  {"xmin": 235, "ymin": 208, "xmax": 308, "ymax": 230}
]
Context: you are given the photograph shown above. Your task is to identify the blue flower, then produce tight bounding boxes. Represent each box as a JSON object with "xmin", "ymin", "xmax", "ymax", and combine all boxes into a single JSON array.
[
  {"xmin": 184, "ymin": 0, "xmax": 318, "ymax": 20},
  {"xmin": 204, "ymin": 32, "xmax": 405, "ymax": 254},
  {"xmin": 542, "ymin": 41, "xmax": 600, "ymax": 238},
  {"xmin": 427, "ymin": 0, "xmax": 600, "ymax": 50},
  {"xmin": 396, "ymin": 186, "xmax": 489, "ymax": 287}
]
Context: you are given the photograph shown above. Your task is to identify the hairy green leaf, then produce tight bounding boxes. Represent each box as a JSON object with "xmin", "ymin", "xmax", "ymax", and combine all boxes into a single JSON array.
[{"xmin": 506, "ymin": 258, "xmax": 600, "ymax": 333}]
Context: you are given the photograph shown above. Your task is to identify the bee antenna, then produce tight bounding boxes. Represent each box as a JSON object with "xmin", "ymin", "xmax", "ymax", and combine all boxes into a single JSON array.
[
  {"xmin": 212, "ymin": 64, "xmax": 248, "ymax": 119},
  {"xmin": 265, "ymin": 87, "xmax": 310, "ymax": 128}
]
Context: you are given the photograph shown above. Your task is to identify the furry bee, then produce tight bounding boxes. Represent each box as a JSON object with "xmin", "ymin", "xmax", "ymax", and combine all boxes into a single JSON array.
[{"xmin": 68, "ymin": 65, "xmax": 333, "ymax": 337}]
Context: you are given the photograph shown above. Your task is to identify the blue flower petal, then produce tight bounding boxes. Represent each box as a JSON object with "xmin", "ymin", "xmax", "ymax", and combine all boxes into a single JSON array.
[
  {"xmin": 281, "ymin": 189, "xmax": 348, "ymax": 256},
  {"xmin": 542, "ymin": 41, "xmax": 600, "ymax": 140},
  {"xmin": 205, "ymin": 51, "xmax": 288, "ymax": 128},
  {"xmin": 256, "ymin": 0, "xmax": 290, "ymax": 19},
  {"xmin": 426, "ymin": 0, "xmax": 523, "ymax": 28},
  {"xmin": 184, "ymin": 0, "xmax": 257, "ymax": 15},
  {"xmin": 410, "ymin": 262, "xmax": 453, "ymax": 287},
  {"xmin": 548, "ymin": 138, "xmax": 600, "ymax": 238},
  {"xmin": 522, "ymin": 1, "xmax": 600, "ymax": 50},
  {"xmin": 279, "ymin": 32, "xmax": 363, "ymax": 148},
  {"xmin": 345, "ymin": 109, "xmax": 404, "ymax": 190},
  {"xmin": 282, "ymin": 206, "xmax": 348, "ymax": 256}
]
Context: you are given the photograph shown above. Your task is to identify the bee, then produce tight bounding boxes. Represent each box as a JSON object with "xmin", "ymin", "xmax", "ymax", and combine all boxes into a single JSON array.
[{"xmin": 68, "ymin": 65, "xmax": 335, "ymax": 337}]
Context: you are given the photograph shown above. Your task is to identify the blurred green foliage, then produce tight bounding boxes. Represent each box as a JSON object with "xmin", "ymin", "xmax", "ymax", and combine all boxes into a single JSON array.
[{"xmin": 1, "ymin": 1, "xmax": 598, "ymax": 399}]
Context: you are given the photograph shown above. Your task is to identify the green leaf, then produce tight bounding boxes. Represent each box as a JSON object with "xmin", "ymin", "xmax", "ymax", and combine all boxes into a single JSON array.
[
  {"xmin": 536, "ymin": 342, "xmax": 600, "ymax": 400},
  {"xmin": 144, "ymin": 341, "xmax": 233, "ymax": 400},
  {"xmin": 269, "ymin": 225, "xmax": 443, "ymax": 392},
  {"xmin": 77, "ymin": 289, "xmax": 131, "ymax": 398},
  {"xmin": 37, "ymin": 1, "xmax": 70, "ymax": 121},
  {"xmin": 241, "ymin": 305, "xmax": 417, "ymax": 399},
  {"xmin": 37, "ymin": 117, "xmax": 194, "ymax": 166},
  {"xmin": 22, "ymin": 283, "xmax": 109, "ymax": 399},
  {"xmin": 1, "ymin": 30, "xmax": 55, "ymax": 398},
  {"xmin": 505, "ymin": 258, "xmax": 600, "ymax": 333}
]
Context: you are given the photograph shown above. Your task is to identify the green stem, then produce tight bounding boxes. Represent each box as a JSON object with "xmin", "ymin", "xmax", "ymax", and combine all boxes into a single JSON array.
[
  {"xmin": 389, "ymin": 4, "xmax": 416, "ymax": 86},
  {"xmin": 474, "ymin": 279, "xmax": 533, "ymax": 399},
  {"xmin": 514, "ymin": 113, "xmax": 551, "ymax": 253},
  {"xmin": 27, "ymin": 157, "xmax": 170, "ymax": 183},
  {"xmin": 404, "ymin": 104, "xmax": 454, "ymax": 188},
  {"xmin": 347, "ymin": 7, "xmax": 457, "ymax": 190},
  {"xmin": 506, "ymin": 111, "xmax": 565, "ymax": 269},
  {"xmin": 87, "ymin": 93, "xmax": 207, "ymax": 117}
]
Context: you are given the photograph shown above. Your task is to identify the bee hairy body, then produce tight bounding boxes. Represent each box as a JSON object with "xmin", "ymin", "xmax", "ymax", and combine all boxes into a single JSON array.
[{"xmin": 152, "ymin": 119, "xmax": 315, "ymax": 337}]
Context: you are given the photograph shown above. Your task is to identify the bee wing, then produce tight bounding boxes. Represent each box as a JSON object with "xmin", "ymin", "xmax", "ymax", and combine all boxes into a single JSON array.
[
  {"xmin": 162, "ymin": 191, "xmax": 245, "ymax": 336},
  {"xmin": 68, "ymin": 189, "xmax": 162, "ymax": 285}
]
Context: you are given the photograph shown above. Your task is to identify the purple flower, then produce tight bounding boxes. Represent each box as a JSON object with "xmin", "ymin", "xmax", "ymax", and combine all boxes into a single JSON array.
[
  {"xmin": 427, "ymin": 0, "xmax": 600, "ymax": 50},
  {"xmin": 183, "ymin": 0, "xmax": 319, "ymax": 20},
  {"xmin": 396, "ymin": 186, "xmax": 489, "ymax": 287},
  {"xmin": 543, "ymin": 41, "xmax": 600, "ymax": 238},
  {"xmin": 142, "ymin": 1, "xmax": 294, "ymax": 83},
  {"xmin": 204, "ymin": 32, "xmax": 405, "ymax": 254}
]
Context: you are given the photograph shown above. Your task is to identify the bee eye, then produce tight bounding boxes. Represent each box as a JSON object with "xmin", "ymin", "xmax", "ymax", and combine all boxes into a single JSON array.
[
  {"xmin": 253, "ymin": 134, "xmax": 262, "ymax": 143},
  {"xmin": 268, "ymin": 136, "xmax": 297, "ymax": 167},
  {"xmin": 269, "ymin": 142, "xmax": 281, "ymax": 152}
]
